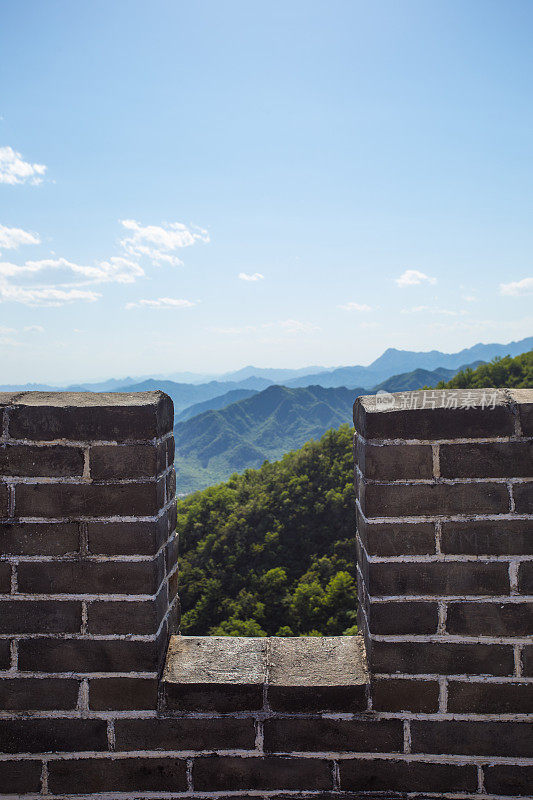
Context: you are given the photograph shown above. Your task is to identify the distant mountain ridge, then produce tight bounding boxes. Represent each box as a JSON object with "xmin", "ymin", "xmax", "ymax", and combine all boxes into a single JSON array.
[
  {"xmin": 2, "ymin": 336, "xmax": 531, "ymax": 395},
  {"xmin": 174, "ymin": 384, "xmax": 359, "ymax": 493},
  {"xmin": 285, "ymin": 337, "xmax": 533, "ymax": 388}
]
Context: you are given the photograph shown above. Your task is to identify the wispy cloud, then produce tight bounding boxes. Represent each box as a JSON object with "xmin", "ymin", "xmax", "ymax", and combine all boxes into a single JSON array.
[
  {"xmin": 0, "ymin": 223, "xmax": 40, "ymax": 251},
  {"xmin": 238, "ymin": 272, "xmax": 264, "ymax": 282},
  {"xmin": 0, "ymin": 218, "xmax": 208, "ymax": 306},
  {"xmin": 395, "ymin": 269, "xmax": 437, "ymax": 287},
  {"xmin": 23, "ymin": 325, "xmax": 45, "ymax": 333},
  {"xmin": 126, "ymin": 297, "xmax": 195, "ymax": 310},
  {"xmin": 0, "ymin": 256, "xmax": 143, "ymax": 285},
  {"xmin": 338, "ymin": 302, "xmax": 372, "ymax": 312},
  {"xmin": 120, "ymin": 219, "xmax": 209, "ymax": 266},
  {"xmin": 0, "ymin": 146, "xmax": 47, "ymax": 185},
  {"xmin": 499, "ymin": 277, "xmax": 533, "ymax": 296},
  {"xmin": 0, "ymin": 284, "xmax": 100, "ymax": 307}
]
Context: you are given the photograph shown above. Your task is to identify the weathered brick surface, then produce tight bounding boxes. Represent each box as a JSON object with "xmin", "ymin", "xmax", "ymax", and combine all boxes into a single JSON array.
[
  {"xmin": 368, "ymin": 600, "xmax": 438, "ymax": 634},
  {"xmin": 15, "ymin": 478, "xmax": 165, "ymax": 518},
  {"xmin": 354, "ymin": 390, "xmax": 514, "ymax": 440},
  {"xmin": 441, "ymin": 518, "xmax": 533, "ymax": 555},
  {"xmin": 162, "ymin": 682, "xmax": 264, "ymax": 713},
  {"xmin": 367, "ymin": 560, "xmax": 509, "ymax": 596},
  {"xmin": 0, "ymin": 640, "xmax": 11, "ymax": 669},
  {"xmin": 267, "ymin": 683, "xmax": 367, "ymax": 713},
  {"xmin": 0, "ymin": 761, "xmax": 42, "ymax": 794},
  {"xmin": 355, "ymin": 439, "xmax": 433, "ymax": 479},
  {"xmin": 518, "ymin": 560, "xmax": 533, "ymax": 592},
  {"xmin": 357, "ymin": 510, "xmax": 436, "ymax": 555},
  {"xmin": 87, "ymin": 515, "xmax": 169, "ymax": 555},
  {"xmin": 264, "ymin": 717, "xmax": 402, "ymax": 753},
  {"xmin": 371, "ymin": 640, "xmax": 514, "ymax": 675},
  {"xmin": 484, "ymin": 764, "xmax": 533, "ymax": 796},
  {"xmin": 440, "ymin": 441, "xmax": 533, "ymax": 478},
  {"xmin": 88, "ymin": 591, "xmax": 167, "ymax": 634},
  {"xmin": 0, "ymin": 560, "xmax": 11, "ymax": 592},
  {"xmin": 0, "ymin": 483, "xmax": 8, "ymax": 516},
  {"xmin": 514, "ymin": 481, "xmax": 533, "ymax": 513},
  {"xmin": 370, "ymin": 678, "xmax": 439, "ymax": 712},
  {"xmin": 19, "ymin": 637, "xmax": 157, "ymax": 672},
  {"xmin": 448, "ymin": 680, "xmax": 533, "ymax": 713},
  {"xmin": 89, "ymin": 677, "xmax": 158, "ymax": 710},
  {"xmin": 0, "ymin": 444, "xmax": 84, "ymax": 477},
  {"xmin": 48, "ymin": 756, "xmax": 187, "ymax": 793},
  {"xmin": 360, "ymin": 480, "xmax": 510, "ymax": 517},
  {"xmin": 340, "ymin": 758, "xmax": 478, "ymax": 793},
  {"xmin": 0, "ymin": 600, "xmax": 81, "ymax": 633},
  {"xmin": 17, "ymin": 553, "xmax": 165, "ymax": 594},
  {"xmin": 447, "ymin": 601, "xmax": 533, "ymax": 635},
  {"xmin": 411, "ymin": 719, "xmax": 533, "ymax": 757},
  {"xmin": 523, "ymin": 645, "xmax": 533, "ymax": 676},
  {"xmin": 0, "ymin": 521, "xmax": 79, "ymax": 555},
  {"xmin": 193, "ymin": 756, "xmax": 332, "ymax": 791},
  {"xmin": 0, "ymin": 718, "xmax": 108, "ymax": 753},
  {"xmin": 8, "ymin": 392, "xmax": 173, "ymax": 441},
  {"xmin": 0, "ymin": 678, "xmax": 79, "ymax": 710},
  {"xmin": 115, "ymin": 717, "xmax": 256, "ymax": 751},
  {"xmin": 89, "ymin": 442, "xmax": 167, "ymax": 478}
]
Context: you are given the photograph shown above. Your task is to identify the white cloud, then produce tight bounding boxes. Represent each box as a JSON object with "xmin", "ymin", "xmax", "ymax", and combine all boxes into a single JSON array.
[
  {"xmin": 0, "ymin": 283, "xmax": 100, "ymax": 306},
  {"xmin": 0, "ymin": 223, "xmax": 40, "ymax": 251},
  {"xmin": 126, "ymin": 297, "xmax": 196, "ymax": 310},
  {"xmin": 23, "ymin": 325, "xmax": 44, "ymax": 333},
  {"xmin": 0, "ymin": 255, "xmax": 144, "ymax": 298},
  {"xmin": 395, "ymin": 269, "xmax": 437, "ymax": 287},
  {"xmin": 462, "ymin": 295, "xmax": 477, "ymax": 303},
  {"xmin": 338, "ymin": 302, "xmax": 372, "ymax": 312},
  {"xmin": 0, "ymin": 217, "xmax": 207, "ymax": 306},
  {"xmin": 0, "ymin": 146, "xmax": 47, "ymax": 185},
  {"xmin": 120, "ymin": 219, "xmax": 209, "ymax": 266},
  {"xmin": 499, "ymin": 277, "xmax": 533, "ymax": 296},
  {"xmin": 238, "ymin": 272, "xmax": 264, "ymax": 282},
  {"xmin": 0, "ymin": 325, "xmax": 16, "ymax": 334}
]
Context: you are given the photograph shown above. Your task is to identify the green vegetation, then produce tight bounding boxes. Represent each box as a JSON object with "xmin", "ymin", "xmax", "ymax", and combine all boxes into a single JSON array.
[
  {"xmin": 177, "ymin": 424, "xmax": 357, "ymax": 637},
  {"xmin": 435, "ymin": 351, "xmax": 532, "ymax": 389},
  {"xmin": 174, "ymin": 385, "xmax": 357, "ymax": 493},
  {"xmin": 176, "ymin": 350, "xmax": 533, "ymax": 638}
]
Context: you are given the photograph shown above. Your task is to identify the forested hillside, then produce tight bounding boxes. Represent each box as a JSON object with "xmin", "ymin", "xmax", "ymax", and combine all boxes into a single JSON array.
[
  {"xmin": 177, "ymin": 425, "xmax": 357, "ymax": 637},
  {"xmin": 435, "ymin": 350, "xmax": 532, "ymax": 389},
  {"xmin": 174, "ymin": 385, "xmax": 359, "ymax": 493},
  {"xmin": 176, "ymin": 350, "xmax": 533, "ymax": 637}
]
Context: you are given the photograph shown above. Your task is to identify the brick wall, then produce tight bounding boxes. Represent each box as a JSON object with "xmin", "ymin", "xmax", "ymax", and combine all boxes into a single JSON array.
[
  {"xmin": 355, "ymin": 388, "xmax": 533, "ymax": 797},
  {"xmin": 0, "ymin": 391, "xmax": 178, "ymax": 796},
  {"xmin": 0, "ymin": 388, "xmax": 531, "ymax": 798}
]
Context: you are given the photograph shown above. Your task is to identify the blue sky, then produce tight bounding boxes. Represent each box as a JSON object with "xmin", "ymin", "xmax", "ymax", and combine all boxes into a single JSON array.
[{"xmin": 1, "ymin": 0, "xmax": 532, "ymax": 383}]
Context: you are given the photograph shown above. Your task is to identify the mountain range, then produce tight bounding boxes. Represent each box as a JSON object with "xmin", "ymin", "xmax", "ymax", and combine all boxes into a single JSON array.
[
  {"xmin": 2, "ymin": 336, "xmax": 530, "ymax": 395},
  {"xmin": 171, "ymin": 358, "xmax": 489, "ymax": 493}
]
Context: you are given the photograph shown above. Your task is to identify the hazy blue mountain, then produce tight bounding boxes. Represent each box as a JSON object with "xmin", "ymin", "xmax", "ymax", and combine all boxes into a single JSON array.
[
  {"xmin": 285, "ymin": 336, "xmax": 533, "ymax": 388},
  {"xmin": 216, "ymin": 365, "xmax": 328, "ymax": 383},
  {"xmin": 121, "ymin": 377, "xmax": 272, "ymax": 414},
  {"xmin": 175, "ymin": 389, "xmax": 259, "ymax": 423},
  {"xmin": 174, "ymin": 384, "xmax": 362, "ymax": 492},
  {"xmin": 368, "ymin": 338, "xmax": 533, "ymax": 376},
  {"xmin": 373, "ymin": 361, "xmax": 483, "ymax": 392},
  {"xmin": 0, "ymin": 382, "xmax": 58, "ymax": 391}
]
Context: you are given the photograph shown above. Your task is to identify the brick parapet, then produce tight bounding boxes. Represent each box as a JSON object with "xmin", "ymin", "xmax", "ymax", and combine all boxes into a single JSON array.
[{"xmin": 1, "ymin": 388, "xmax": 532, "ymax": 798}]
